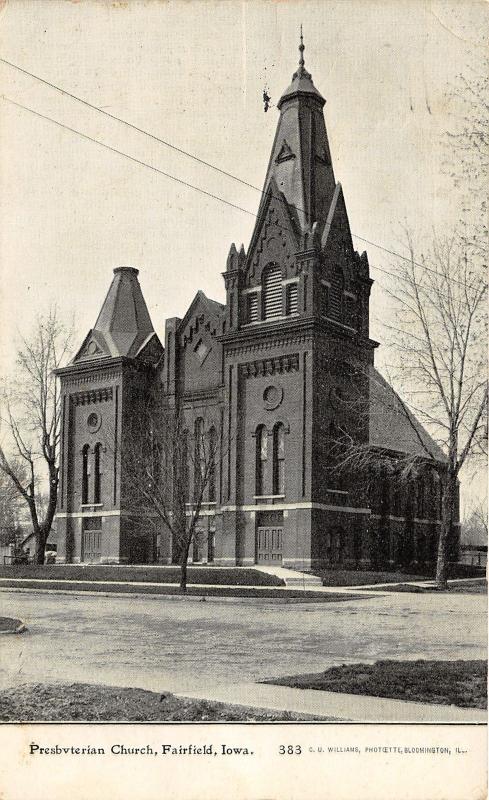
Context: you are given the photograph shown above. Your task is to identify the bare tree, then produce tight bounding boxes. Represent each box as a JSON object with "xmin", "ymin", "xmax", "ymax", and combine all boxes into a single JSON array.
[
  {"xmin": 333, "ymin": 232, "xmax": 487, "ymax": 587},
  {"xmin": 0, "ymin": 469, "xmax": 24, "ymax": 550},
  {"xmin": 120, "ymin": 390, "xmax": 223, "ymax": 592},
  {"xmin": 462, "ymin": 499, "xmax": 488, "ymax": 547},
  {"xmin": 445, "ymin": 56, "xmax": 488, "ymax": 258},
  {"xmin": 0, "ymin": 309, "xmax": 73, "ymax": 564}
]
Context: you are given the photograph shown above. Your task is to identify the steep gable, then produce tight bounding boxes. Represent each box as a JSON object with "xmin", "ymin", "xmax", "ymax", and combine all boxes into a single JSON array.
[
  {"xmin": 179, "ymin": 291, "xmax": 224, "ymax": 394},
  {"xmin": 245, "ymin": 178, "xmax": 300, "ymax": 287}
]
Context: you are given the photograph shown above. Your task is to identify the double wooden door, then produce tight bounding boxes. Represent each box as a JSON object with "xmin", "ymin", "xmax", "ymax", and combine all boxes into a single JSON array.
[
  {"xmin": 82, "ymin": 530, "xmax": 102, "ymax": 562},
  {"xmin": 256, "ymin": 527, "xmax": 283, "ymax": 564}
]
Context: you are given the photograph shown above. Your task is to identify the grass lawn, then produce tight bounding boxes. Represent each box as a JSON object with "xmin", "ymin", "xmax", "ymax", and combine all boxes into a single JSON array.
[
  {"xmin": 0, "ymin": 616, "xmax": 26, "ymax": 633},
  {"xmin": 312, "ymin": 569, "xmax": 427, "ymax": 586},
  {"xmin": 0, "ymin": 578, "xmax": 365, "ymax": 602},
  {"xmin": 262, "ymin": 659, "xmax": 487, "ymax": 709},
  {"xmin": 370, "ymin": 580, "xmax": 487, "ymax": 594},
  {"xmin": 0, "ymin": 564, "xmax": 284, "ymax": 586},
  {"xmin": 0, "ymin": 683, "xmax": 326, "ymax": 722}
]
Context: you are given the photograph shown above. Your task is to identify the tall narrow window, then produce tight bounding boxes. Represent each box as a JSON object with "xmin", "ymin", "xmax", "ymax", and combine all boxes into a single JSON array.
[
  {"xmin": 81, "ymin": 444, "xmax": 90, "ymax": 504},
  {"xmin": 255, "ymin": 425, "xmax": 267, "ymax": 496},
  {"xmin": 320, "ymin": 283, "xmax": 330, "ymax": 318},
  {"xmin": 262, "ymin": 264, "xmax": 282, "ymax": 320},
  {"xmin": 273, "ymin": 423, "xmax": 285, "ymax": 495},
  {"xmin": 208, "ymin": 426, "xmax": 217, "ymax": 502},
  {"xmin": 330, "ymin": 267, "xmax": 344, "ymax": 320},
  {"xmin": 247, "ymin": 293, "xmax": 258, "ymax": 324},
  {"xmin": 194, "ymin": 418, "xmax": 204, "ymax": 502},
  {"xmin": 285, "ymin": 283, "xmax": 298, "ymax": 315},
  {"xmin": 93, "ymin": 443, "xmax": 102, "ymax": 504},
  {"xmin": 180, "ymin": 429, "xmax": 189, "ymax": 504}
]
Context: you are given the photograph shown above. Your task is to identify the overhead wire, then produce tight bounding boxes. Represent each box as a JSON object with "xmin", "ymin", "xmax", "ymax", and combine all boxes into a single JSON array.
[
  {"xmin": 1, "ymin": 94, "xmax": 486, "ymax": 309},
  {"xmin": 0, "ymin": 56, "xmax": 483, "ymax": 293}
]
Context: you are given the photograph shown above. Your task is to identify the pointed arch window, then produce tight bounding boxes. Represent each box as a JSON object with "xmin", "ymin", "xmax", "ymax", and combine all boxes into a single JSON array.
[
  {"xmin": 262, "ymin": 264, "xmax": 283, "ymax": 320},
  {"xmin": 208, "ymin": 426, "xmax": 217, "ymax": 502},
  {"xmin": 81, "ymin": 444, "xmax": 90, "ymax": 504},
  {"xmin": 272, "ymin": 423, "xmax": 285, "ymax": 495},
  {"xmin": 255, "ymin": 425, "xmax": 268, "ymax": 496},
  {"xmin": 93, "ymin": 443, "xmax": 102, "ymax": 504}
]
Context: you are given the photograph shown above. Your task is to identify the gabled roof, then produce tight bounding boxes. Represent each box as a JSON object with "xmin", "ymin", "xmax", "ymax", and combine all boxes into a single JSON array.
[
  {"xmin": 72, "ymin": 267, "xmax": 160, "ymax": 363},
  {"xmin": 178, "ymin": 289, "xmax": 224, "ymax": 335},
  {"xmin": 369, "ymin": 367, "xmax": 446, "ymax": 462}
]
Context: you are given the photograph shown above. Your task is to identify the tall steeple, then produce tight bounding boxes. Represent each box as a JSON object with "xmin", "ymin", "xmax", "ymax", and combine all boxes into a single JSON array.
[{"xmin": 258, "ymin": 30, "xmax": 336, "ymax": 233}]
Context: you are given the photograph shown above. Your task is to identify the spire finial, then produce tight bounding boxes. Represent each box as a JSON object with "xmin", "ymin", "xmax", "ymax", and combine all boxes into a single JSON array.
[{"xmin": 299, "ymin": 24, "xmax": 305, "ymax": 69}]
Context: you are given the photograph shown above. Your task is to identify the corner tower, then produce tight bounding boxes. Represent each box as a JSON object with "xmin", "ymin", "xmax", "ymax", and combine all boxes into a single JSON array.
[{"xmin": 55, "ymin": 267, "xmax": 164, "ymax": 564}]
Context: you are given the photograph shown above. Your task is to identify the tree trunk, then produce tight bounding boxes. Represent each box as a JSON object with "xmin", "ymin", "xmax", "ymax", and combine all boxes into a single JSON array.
[
  {"xmin": 34, "ymin": 527, "xmax": 48, "ymax": 564},
  {"xmin": 179, "ymin": 537, "xmax": 192, "ymax": 593},
  {"xmin": 435, "ymin": 471, "xmax": 457, "ymax": 589}
]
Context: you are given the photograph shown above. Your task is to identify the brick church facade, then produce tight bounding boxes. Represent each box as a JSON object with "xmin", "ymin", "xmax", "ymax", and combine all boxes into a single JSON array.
[{"xmin": 54, "ymin": 43, "xmax": 458, "ymax": 569}]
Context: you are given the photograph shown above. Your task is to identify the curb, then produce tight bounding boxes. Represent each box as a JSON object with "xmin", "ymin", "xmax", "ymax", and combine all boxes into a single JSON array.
[{"xmin": 0, "ymin": 586, "xmax": 365, "ymax": 605}]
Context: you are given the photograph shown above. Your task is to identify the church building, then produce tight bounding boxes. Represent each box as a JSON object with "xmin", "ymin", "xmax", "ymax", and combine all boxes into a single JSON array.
[{"xmin": 54, "ymin": 39, "xmax": 458, "ymax": 569}]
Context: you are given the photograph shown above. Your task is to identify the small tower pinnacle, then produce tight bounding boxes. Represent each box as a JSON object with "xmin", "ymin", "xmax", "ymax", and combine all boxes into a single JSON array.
[{"xmin": 298, "ymin": 25, "xmax": 305, "ymax": 70}]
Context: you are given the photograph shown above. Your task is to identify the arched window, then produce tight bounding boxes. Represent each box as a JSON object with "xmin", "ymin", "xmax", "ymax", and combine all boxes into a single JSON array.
[
  {"xmin": 194, "ymin": 418, "xmax": 204, "ymax": 501},
  {"xmin": 262, "ymin": 264, "xmax": 282, "ymax": 320},
  {"xmin": 272, "ymin": 423, "xmax": 285, "ymax": 495},
  {"xmin": 432, "ymin": 470, "xmax": 442, "ymax": 520},
  {"xmin": 255, "ymin": 425, "xmax": 267, "ymax": 496},
  {"xmin": 208, "ymin": 426, "xmax": 217, "ymax": 502},
  {"xmin": 181, "ymin": 429, "xmax": 189, "ymax": 503},
  {"xmin": 81, "ymin": 444, "xmax": 90, "ymax": 504},
  {"xmin": 93, "ymin": 443, "xmax": 102, "ymax": 504}
]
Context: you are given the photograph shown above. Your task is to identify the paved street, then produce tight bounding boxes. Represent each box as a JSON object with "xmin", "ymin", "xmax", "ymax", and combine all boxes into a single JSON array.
[{"xmin": 0, "ymin": 589, "xmax": 486, "ymax": 698}]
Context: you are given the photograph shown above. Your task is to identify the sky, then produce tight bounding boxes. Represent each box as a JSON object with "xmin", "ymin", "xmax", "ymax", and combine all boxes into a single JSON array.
[{"xmin": 0, "ymin": 0, "xmax": 486, "ymax": 511}]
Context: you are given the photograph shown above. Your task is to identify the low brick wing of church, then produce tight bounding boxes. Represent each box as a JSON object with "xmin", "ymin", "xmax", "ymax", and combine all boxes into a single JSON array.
[{"xmin": 54, "ymin": 42, "xmax": 459, "ymax": 570}]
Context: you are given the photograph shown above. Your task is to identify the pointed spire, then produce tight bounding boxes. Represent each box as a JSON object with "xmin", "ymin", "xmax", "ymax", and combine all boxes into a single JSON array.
[
  {"xmin": 278, "ymin": 31, "xmax": 324, "ymax": 109},
  {"xmin": 296, "ymin": 24, "xmax": 309, "ymax": 79}
]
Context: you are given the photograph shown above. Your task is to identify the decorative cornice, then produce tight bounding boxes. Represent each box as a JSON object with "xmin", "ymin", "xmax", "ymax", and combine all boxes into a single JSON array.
[
  {"xmin": 62, "ymin": 370, "xmax": 121, "ymax": 388},
  {"xmin": 71, "ymin": 387, "xmax": 113, "ymax": 405},
  {"xmin": 240, "ymin": 353, "xmax": 299, "ymax": 379}
]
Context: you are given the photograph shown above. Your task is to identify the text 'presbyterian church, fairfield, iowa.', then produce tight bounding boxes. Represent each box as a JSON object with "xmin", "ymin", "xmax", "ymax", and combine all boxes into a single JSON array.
[{"xmin": 54, "ymin": 40, "xmax": 459, "ymax": 569}]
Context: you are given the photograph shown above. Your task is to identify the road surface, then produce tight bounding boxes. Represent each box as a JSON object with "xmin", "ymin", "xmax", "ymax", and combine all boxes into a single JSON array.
[{"xmin": 0, "ymin": 589, "xmax": 486, "ymax": 694}]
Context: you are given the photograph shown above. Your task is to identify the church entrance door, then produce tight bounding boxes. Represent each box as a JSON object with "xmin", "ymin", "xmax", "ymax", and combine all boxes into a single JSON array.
[
  {"xmin": 256, "ymin": 527, "xmax": 283, "ymax": 564},
  {"xmin": 82, "ymin": 529, "xmax": 102, "ymax": 562}
]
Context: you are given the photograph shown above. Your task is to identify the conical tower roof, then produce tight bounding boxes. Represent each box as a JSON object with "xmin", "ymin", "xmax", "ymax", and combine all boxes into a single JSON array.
[
  {"xmin": 93, "ymin": 266, "xmax": 155, "ymax": 358},
  {"xmin": 256, "ymin": 31, "xmax": 336, "ymax": 234},
  {"xmin": 72, "ymin": 267, "xmax": 158, "ymax": 363}
]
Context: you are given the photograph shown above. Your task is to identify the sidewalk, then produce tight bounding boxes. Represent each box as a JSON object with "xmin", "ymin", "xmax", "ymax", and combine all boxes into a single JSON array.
[
  {"xmin": 177, "ymin": 682, "xmax": 488, "ymax": 723},
  {"xmin": 0, "ymin": 575, "xmax": 482, "ymax": 595}
]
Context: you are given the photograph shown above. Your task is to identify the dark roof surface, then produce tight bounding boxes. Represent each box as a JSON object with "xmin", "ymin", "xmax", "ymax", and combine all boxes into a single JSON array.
[
  {"xmin": 369, "ymin": 367, "xmax": 446, "ymax": 461},
  {"xmin": 72, "ymin": 266, "xmax": 157, "ymax": 363}
]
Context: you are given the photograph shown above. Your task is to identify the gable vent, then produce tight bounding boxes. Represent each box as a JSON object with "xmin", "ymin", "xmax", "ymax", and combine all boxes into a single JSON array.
[{"xmin": 263, "ymin": 265, "xmax": 283, "ymax": 320}]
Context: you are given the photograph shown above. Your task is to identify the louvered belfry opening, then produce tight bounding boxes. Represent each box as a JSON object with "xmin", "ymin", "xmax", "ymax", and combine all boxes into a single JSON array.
[
  {"xmin": 262, "ymin": 264, "xmax": 283, "ymax": 320},
  {"xmin": 286, "ymin": 282, "xmax": 298, "ymax": 315},
  {"xmin": 247, "ymin": 293, "xmax": 258, "ymax": 323}
]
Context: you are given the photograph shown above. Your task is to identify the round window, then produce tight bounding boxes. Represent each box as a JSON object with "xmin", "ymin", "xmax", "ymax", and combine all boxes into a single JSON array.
[
  {"xmin": 87, "ymin": 412, "xmax": 101, "ymax": 433},
  {"xmin": 263, "ymin": 385, "xmax": 283, "ymax": 410}
]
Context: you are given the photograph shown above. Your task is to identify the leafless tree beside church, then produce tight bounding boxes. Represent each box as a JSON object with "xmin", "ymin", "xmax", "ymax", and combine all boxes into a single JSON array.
[
  {"xmin": 119, "ymin": 390, "xmax": 223, "ymax": 592},
  {"xmin": 0, "ymin": 309, "xmax": 73, "ymax": 563}
]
